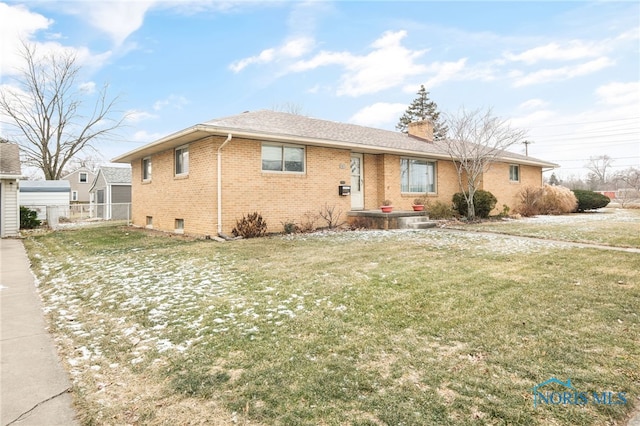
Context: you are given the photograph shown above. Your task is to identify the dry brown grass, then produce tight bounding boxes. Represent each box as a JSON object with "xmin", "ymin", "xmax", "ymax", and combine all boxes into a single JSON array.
[{"xmin": 515, "ymin": 184, "xmax": 577, "ymax": 216}]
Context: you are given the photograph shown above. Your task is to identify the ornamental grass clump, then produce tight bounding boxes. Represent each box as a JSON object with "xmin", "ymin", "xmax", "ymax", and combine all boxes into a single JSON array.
[{"xmin": 515, "ymin": 185, "xmax": 577, "ymax": 217}]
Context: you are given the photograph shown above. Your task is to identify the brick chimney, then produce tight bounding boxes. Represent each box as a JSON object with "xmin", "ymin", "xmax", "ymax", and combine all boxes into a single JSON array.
[{"xmin": 407, "ymin": 119, "xmax": 434, "ymax": 142}]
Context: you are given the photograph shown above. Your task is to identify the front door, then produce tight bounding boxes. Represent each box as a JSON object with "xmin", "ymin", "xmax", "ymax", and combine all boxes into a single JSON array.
[{"xmin": 350, "ymin": 153, "xmax": 364, "ymax": 210}]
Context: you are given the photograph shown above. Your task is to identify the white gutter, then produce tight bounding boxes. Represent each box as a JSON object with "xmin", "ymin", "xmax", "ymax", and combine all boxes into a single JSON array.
[{"xmin": 217, "ymin": 134, "xmax": 233, "ymax": 235}]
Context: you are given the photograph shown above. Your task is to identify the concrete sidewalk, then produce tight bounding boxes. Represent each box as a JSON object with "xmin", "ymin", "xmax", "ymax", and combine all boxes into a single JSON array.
[{"xmin": 1, "ymin": 238, "xmax": 78, "ymax": 426}]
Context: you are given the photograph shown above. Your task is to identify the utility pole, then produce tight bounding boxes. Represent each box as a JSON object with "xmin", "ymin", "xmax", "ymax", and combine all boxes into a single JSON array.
[{"xmin": 522, "ymin": 140, "xmax": 533, "ymax": 156}]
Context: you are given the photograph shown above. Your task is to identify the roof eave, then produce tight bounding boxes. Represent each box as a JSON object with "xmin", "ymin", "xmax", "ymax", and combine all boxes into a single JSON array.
[
  {"xmin": 112, "ymin": 124, "xmax": 455, "ymax": 161},
  {"xmin": 112, "ymin": 125, "xmax": 215, "ymax": 163},
  {"xmin": 0, "ymin": 173, "xmax": 22, "ymax": 180},
  {"xmin": 112, "ymin": 124, "xmax": 558, "ymax": 168}
]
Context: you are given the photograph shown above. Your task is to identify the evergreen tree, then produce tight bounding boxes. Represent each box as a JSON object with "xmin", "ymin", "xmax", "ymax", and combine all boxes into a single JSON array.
[
  {"xmin": 396, "ymin": 85, "xmax": 448, "ymax": 140},
  {"xmin": 548, "ymin": 173, "xmax": 560, "ymax": 186}
]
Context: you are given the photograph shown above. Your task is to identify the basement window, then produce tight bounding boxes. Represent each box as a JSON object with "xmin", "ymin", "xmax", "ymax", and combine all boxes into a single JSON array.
[
  {"xmin": 175, "ymin": 218, "xmax": 184, "ymax": 234},
  {"xmin": 146, "ymin": 216, "xmax": 153, "ymax": 229}
]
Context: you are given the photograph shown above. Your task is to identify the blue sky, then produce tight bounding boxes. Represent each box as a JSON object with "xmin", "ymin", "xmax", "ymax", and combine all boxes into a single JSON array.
[{"xmin": 1, "ymin": 0, "xmax": 638, "ymax": 180}]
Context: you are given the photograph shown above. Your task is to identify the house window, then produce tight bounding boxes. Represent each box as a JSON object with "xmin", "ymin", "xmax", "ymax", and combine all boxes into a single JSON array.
[
  {"xmin": 509, "ymin": 165, "xmax": 520, "ymax": 182},
  {"xmin": 261, "ymin": 143, "xmax": 305, "ymax": 172},
  {"xmin": 401, "ymin": 158, "xmax": 436, "ymax": 193},
  {"xmin": 175, "ymin": 218, "xmax": 184, "ymax": 234},
  {"xmin": 72, "ymin": 191, "xmax": 78, "ymax": 201},
  {"xmin": 146, "ymin": 216, "xmax": 153, "ymax": 229},
  {"xmin": 142, "ymin": 157, "xmax": 152, "ymax": 181},
  {"xmin": 175, "ymin": 146, "xmax": 189, "ymax": 176},
  {"xmin": 79, "ymin": 172, "xmax": 88, "ymax": 183}
]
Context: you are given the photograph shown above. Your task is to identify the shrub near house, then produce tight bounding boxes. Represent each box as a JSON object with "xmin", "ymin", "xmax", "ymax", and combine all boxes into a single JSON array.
[
  {"xmin": 572, "ymin": 189, "xmax": 610, "ymax": 212},
  {"xmin": 452, "ymin": 190, "xmax": 497, "ymax": 219}
]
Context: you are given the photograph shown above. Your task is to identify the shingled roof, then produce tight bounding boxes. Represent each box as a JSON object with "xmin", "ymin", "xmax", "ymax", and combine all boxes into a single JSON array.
[
  {"xmin": 0, "ymin": 142, "xmax": 22, "ymax": 178},
  {"xmin": 113, "ymin": 110, "xmax": 557, "ymax": 168},
  {"xmin": 100, "ymin": 166, "xmax": 132, "ymax": 184}
]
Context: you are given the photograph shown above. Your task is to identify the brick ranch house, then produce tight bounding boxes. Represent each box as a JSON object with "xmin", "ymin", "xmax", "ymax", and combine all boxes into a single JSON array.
[{"xmin": 113, "ymin": 110, "xmax": 557, "ymax": 237}]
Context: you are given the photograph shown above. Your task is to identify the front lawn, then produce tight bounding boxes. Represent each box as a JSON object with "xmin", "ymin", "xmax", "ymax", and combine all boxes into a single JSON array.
[
  {"xmin": 450, "ymin": 208, "xmax": 640, "ymax": 248},
  {"xmin": 24, "ymin": 220, "xmax": 640, "ymax": 425}
]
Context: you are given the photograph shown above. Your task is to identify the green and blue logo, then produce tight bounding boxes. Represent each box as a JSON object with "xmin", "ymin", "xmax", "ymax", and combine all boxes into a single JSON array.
[{"xmin": 532, "ymin": 378, "xmax": 627, "ymax": 408}]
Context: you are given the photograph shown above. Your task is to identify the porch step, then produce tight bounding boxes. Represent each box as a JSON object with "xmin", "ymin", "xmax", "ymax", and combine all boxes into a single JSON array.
[
  {"xmin": 397, "ymin": 216, "xmax": 437, "ymax": 230},
  {"xmin": 407, "ymin": 221, "xmax": 437, "ymax": 229}
]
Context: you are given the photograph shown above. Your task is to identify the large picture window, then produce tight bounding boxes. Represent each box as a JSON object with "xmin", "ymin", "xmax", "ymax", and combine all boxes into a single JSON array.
[
  {"xmin": 261, "ymin": 144, "xmax": 305, "ymax": 172},
  {"xmin": 401, "ymin": 158, "xmax": 436, "ymax": 193},
  {"xmin": 175, "ymin": 146, "xmax": 189, "ymax": 176}
]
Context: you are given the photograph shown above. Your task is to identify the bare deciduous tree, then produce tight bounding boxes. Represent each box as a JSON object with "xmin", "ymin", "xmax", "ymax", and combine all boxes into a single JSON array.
[
  {"xmin": 585, "ymin": 155, "xmax": 613, "ymax": 189},
  {"xmin": 441, "ymin": 107, "xmax": 527, "ymax": 219},
  {"xmin": 271, "ymin": 102, "xmax": 305, "ymax": 115},
  {"xmin": 0, "ymin": 42, "xmax": 125, "ymax": 180},
  {"xmin": 612, "ymin": 167, "xmax": 640, "ymax": 206}
]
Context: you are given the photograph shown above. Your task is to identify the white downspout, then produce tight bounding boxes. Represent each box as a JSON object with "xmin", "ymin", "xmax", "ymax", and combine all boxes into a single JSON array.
[{"xmin": 217, "ymin": 134, "xmax": 233, "ymax": 235}]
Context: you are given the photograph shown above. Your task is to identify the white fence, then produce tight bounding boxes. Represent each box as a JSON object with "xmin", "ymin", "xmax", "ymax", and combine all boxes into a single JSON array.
[{"xmin": 22, "ymin": 203, "xmax": 131, "ymax": 229}]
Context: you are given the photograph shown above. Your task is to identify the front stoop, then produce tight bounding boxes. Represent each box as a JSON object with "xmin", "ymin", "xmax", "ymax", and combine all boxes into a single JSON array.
[
  {"xmin": 347, "ymin": 210, "xmax": 437, "ymax": 230},
  {"xmin": 397, "ymin": 216, "xmax": 437, "ymax": 229}
]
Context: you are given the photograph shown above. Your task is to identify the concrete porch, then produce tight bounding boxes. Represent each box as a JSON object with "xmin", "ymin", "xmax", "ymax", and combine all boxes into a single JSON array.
[{"xmin": 347, "ymin": 210, "xmax": 436, "ymax": 230}]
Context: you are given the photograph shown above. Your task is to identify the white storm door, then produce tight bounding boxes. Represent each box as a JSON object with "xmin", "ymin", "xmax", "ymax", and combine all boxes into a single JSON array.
[{"xmin": 350, "ymin": 153, "xmax": 364, "ymax": 210}]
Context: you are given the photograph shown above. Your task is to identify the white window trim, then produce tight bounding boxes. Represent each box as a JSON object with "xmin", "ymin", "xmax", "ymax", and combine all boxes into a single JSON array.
[
  {"xmin": 401, "ymin": 157, "xmax": 437, "ymax": 194},
  {"xmin": 261, "ymin": 143, "xmax": 306, "ymax": 174},
  {"xmin": 142, "ymin": 156, "xmax": 152, "ymax": 181},
  {"xmin": 175, "ymin": 145, "xmax": 189, "ymax": 176},
  {"xmin": 509, "ymin": 164, "xmax": 520, "ymax": 182},
  {"xmin": 72, "ymin": 190, "xmax": 78, "ymax": 201},
  {"xmin": 79, "ymin": 172, "xmax": 88, "ymax": 183}
]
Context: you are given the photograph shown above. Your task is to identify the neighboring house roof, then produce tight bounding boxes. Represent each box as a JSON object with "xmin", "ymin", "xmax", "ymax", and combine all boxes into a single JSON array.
[
  {"xmin": 89, "ymin": 166, "xmax": 132, "ymax": 191},
  {"xmin": 61, "ymin": 167, "xmax": 96, "ymax": 180},
  {"xmin": 113, "ymin": 110, "xmax": 558, "ymax": 168},
  {"xmin": 0, "ymin": 143, "xmax": 22, "ymax": 179},
  {"xmin": 100, "ymin": 166, "xmax": 132, "ymax": 184},
  {"xmin": 20, "ymin": 180, "xmax": 70, "ymax": 192}
]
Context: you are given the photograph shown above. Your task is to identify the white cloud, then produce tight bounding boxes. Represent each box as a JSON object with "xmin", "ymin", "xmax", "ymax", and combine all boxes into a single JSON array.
[
  {"xmin": 504, "ymin": 40, "xmax": 603, "ymax": 64},
  {"xmin": 229, "ymin": 37, "xmax": 315, "ymax": 73},
  {"xmin": 519, "ymin": 99, "xmax": 550, "ymax": 110},
  {"xmin": 125, "ymin": 109, "xmax": 157, "ymax": 123},
  {"xmin": 349, "ymin": 102, "xmax": 407, "ymax": 127},
  {"xmin": 421, "ymin": 59, "xmax": 468, "ymax": 89},
  {"xmin": 595, "ymin": 81, "xmax": 640, "ymax": 106},
  {"xmin": 0, "ymin": 3, "xmax": 52, "ymax": 75},
  {"xmin": 78, "ymin": 81, "xmax": 96, "ymax": 94},
  {"xmin": 511, "ymin": 57, "xmax": 615, "ymax": 87},
  {"xmin": 337, "ymin": 31, "xmax": 428, "ymax": 97},
  {"xmin": 289, "ymin": 30, "xmax": 428, "ymax": 97},
  {"xmin": 153, "ymin": 94, "xmax": 189, "ymax": 111},
  {"xmin": 76, "ymin": 0, "xmax": 155, "ymax": 46},
  {"xmin": 131, "ymin": 129, "xmax": 164, "ymax": 143}
]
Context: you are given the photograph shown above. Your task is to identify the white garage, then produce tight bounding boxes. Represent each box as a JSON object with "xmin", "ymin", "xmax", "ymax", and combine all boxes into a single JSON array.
[{"xmin": 19, "ymin": 180, "xmax": 71, "ymax": 222}]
